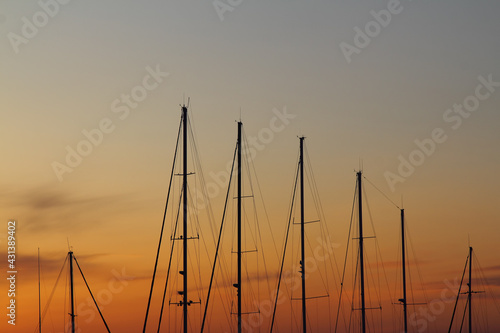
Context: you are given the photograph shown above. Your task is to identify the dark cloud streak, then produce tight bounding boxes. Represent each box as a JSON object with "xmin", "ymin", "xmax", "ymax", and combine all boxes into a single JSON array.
[{"xmin": 0, "ymin": 183, "xmax": 139, "ymax": 233}]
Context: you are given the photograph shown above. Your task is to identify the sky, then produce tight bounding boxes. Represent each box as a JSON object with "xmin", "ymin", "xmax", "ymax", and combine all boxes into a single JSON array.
[{"xmin": 1, "ymin": 0, "xmax": 500, "ymax": 332}]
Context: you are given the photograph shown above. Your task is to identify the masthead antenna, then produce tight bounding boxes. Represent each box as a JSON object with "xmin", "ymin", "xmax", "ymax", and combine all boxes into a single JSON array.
[
  {"xmin": 180, "ymin": 97, "xmax": 190, "ymax": 109},
  {"xmin": 358, "ymin": 158, "xmax": 364, "ymax": 172}
]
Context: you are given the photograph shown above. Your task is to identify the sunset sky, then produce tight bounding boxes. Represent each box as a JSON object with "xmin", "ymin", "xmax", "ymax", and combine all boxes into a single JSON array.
[{"xmin": 1, "ymin": 1, "xmax": 500, "ymax": 332}]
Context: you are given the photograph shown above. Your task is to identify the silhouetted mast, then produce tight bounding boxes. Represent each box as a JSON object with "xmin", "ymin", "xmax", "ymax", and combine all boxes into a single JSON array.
[
  {"xmin": 182, "ymin": 105, "xmax": 188, "ymax": 333},
  {"xmin": 237, "ymin": 121, "xmax": 242, "ymax": 333},
  {"xmin": 357, "ymin": 171, "xmax": 366, "ymax": 333},
  {"xmin": 447, "ymin": 246, "xmax": 484, "ymax": 332},
  {"xmin": 300, "ymin": 137, "xmax": 307, "ymax": 333},
  {"xmin": 400, "ymin": 209, "xmax": 408, "ymax": 333},
  {"xmin": 38, "ymin": 248, "xmax": 42, "ymax": 333},
  {"xmin": 270, "ymin": 137, "xmax": 328, "ymax": 332},
  {"xmin": 468, "ymin": 246, "xmax": 472, "ymax": 333},
  {"xmin": 69, "ymin": 251, "xmax": 75, "ymax": 333}
]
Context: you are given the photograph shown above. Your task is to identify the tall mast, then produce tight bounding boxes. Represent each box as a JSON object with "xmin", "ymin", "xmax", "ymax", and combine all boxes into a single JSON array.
[
  {"xmin": 69, "ymin": 251, "xmax": 75, "ymax": 333},
  {"xmin": 468, "ymin": 246, "xmax": 472, "ymax": 333},
  {"xmin": 38, "ymin": 248, "xmax": 42, "ymax": 333},
  {"xmin": 237, "ymin": 121, "xmax": 242, "ymax": 333},
  {"xmin": 299, "ymin": 137, "xmax": 307, "ymax": 333},
  {"xmin": 401, "ymin": 209, "xmax": 408, "ymax": 333},
  {"xmin": 357, "ymin": 171, "xmax": 366, "ymax": 333},
  {"xmin": 182, "ymin": 105, "xmax": 188, "ymax": 333}
]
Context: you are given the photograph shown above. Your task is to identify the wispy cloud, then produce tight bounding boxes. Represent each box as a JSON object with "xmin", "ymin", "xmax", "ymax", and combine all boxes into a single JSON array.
[
  {"xmin": 482, "ymin": 265, "xmax": 500, "ymax": 272},
  {"xmin": 482, "ymin": 275, "xmax": 500, "ymax": 288},
  {"xmin": 17, "ymin": 252, "xmax": 113, "ymax": 280},
  {"xmin": 0, "ymin": 184, "xmax": 139, "ymax": 233}
]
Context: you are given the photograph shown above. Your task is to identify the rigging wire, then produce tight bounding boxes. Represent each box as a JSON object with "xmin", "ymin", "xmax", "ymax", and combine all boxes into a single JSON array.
[
  {"xmin": 474, "ymin": 253, "xmax": 500, "ymax": 319},
  {"xmin": 335, "ymin": 182, "xmax": 357, "ymax": 333},
  {"xmin": 187, "ymin": 112, "xmax": 219, "ymax": 243},
  {"xmin": 152, "ymin": 107, "xmax": 235, "ymax": 332},
  {"xmin": 393, "ymin": 224, "xmax": 402, "ymax": 331},
  {"xmin": 32, "ymin": 252, "xmax": 51, "ymax": 333},
  {"xmin": 363, "ymin": 183, "xmax": 398, "ymax": 332},
  {"xmin": 244, "ymin": 128, "xmax": 281, "ymax": 263},
  {"xmin": 406, "ymin": 241, "xmax": 416, "ymax": 331},
  {"xmin": 341, "ymin": 173, "xmax": 401, "ymax": 332},
  {"xmin": 448, "ymin": 253, "xmax": 469, "ymax": 333},
  {"xmin": 64, "ymin": 257, "xmax": 68, "ymax": 331},
  {"xmin": 269, "ymin": 161, "xmax": 299, "ymax": 333},
  {"xmin": 188, "ymin": 113, "xmax": 235, "ymax": 320},
  {"xmin": 458, "ymin": 296, "xmax": 469, "ymax": 333},
  {"xmin": 301, "ymin": 142, "xmax": 339, "ymax": 332},
  {"xmin": 200, "ymin": 142, "xmax": 237, "ymax": 333},
  {"xmin": 157, "ymin": 190, "xmax": 183, "ymax": 332},
  {"xmin": 37, "ymin": 254, "xmax": 68, "ymax": 332},
  {"xmin": 363, "ymin": 174, "xmax": 435, "ymax": 332},
  {"xmin": 242, "ymin": 128, "xmax": 277, "ymax": 324},
  {"xmin": 362, "ymin": 175, "xmax": 400, "ymax": 210},
  {"xmin": 405, "ymin": 218, "xmax": 430, "ymax": 308},
  {"xmin": 348, "ymin": 244, "xmax": 360, "ymax": 333},
  {"xmin": 190, "ymin": 112, "xmax": 237, "ymax": 332},
  {"xmin": 73, "ymin": 255, "xmax": 111, "ymax": 332},
  {"xmin": 143, "ymin": 115, "xmax": 182, "ymax": 333}
]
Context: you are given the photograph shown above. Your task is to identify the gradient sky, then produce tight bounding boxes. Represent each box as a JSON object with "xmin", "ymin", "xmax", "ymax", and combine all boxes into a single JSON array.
[{"xmin": 1, "ymin": 0, "xmax": 500, "ymax": 332}]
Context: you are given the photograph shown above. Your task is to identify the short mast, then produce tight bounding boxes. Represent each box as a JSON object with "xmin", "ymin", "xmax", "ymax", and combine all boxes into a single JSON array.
[
  {"xmin": 401, "ymin": 209, "xmax": 408, "ymax": 333},
  {"xmin": 357, "ymin": 171, "xmax": 366, "ymax": 333},
  {"xmin": 182, "ymin": 105, "xmax": 188, "ymax": 333},
  {"xmin": 299, "ymin": 137, "xmax": 307, "ymax": 333}
]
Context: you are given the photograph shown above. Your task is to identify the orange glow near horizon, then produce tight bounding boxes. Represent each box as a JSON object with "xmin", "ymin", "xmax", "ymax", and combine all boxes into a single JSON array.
[{"xmin": 3, "ymin": 133, "xmax": 500, "ymax": 332}]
